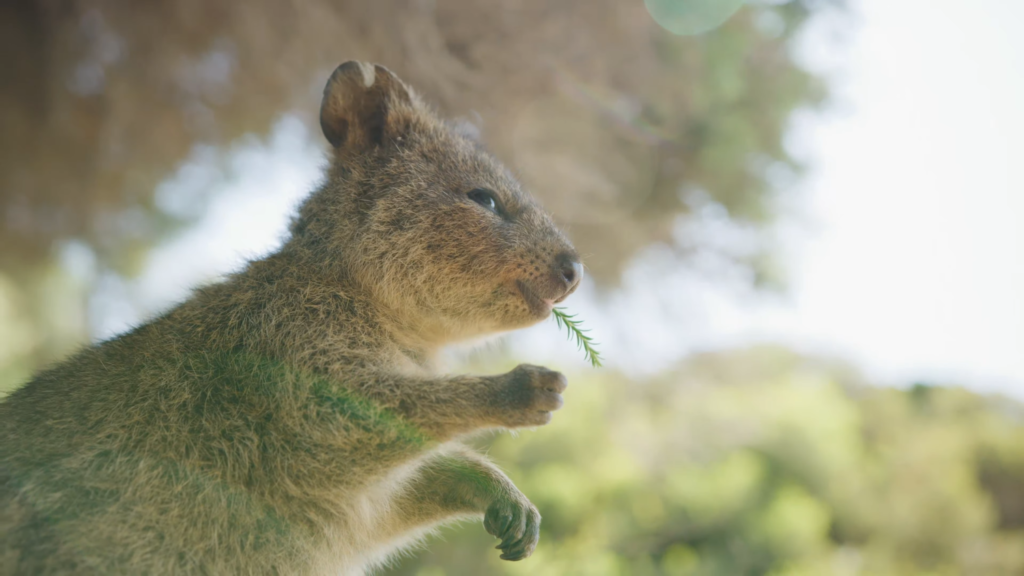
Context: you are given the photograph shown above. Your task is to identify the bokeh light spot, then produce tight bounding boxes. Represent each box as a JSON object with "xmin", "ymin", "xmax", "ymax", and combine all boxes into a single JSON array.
[{"xmin": 644, "ymin": 0, "xmax": 746, "ymax": 36}]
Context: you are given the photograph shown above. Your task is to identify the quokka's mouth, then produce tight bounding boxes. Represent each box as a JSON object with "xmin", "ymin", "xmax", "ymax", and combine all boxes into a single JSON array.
[{"xmin": 516, "ymin": 280, "xmax": 555, "ymax": 316}]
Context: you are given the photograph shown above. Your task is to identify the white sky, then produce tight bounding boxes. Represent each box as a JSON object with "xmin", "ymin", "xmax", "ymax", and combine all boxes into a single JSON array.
[
  {"xmin": 764, "ymin": 0, "xmax": 1024, "ymax": 393},
  {"xmin": 96, "ymin": 0, "xmax": 1024, "ymax": 396}
]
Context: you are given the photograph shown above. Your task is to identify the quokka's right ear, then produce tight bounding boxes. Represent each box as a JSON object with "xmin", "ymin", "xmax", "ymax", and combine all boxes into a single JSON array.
[{"xmin": 320, "ymin": 61, "xmax": 412, "ymax": 151}]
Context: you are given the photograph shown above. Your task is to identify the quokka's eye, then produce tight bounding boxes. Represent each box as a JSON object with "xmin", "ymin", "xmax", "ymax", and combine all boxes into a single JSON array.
[{"xmin": 468, "ymin": 188, "xmax": 500, "ymax": 215}]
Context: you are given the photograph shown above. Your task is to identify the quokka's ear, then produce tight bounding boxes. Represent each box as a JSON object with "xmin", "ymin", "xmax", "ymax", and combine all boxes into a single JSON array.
[{"xmin": 319, "ymin": 61, "xmax": 412, "ymax": 150}]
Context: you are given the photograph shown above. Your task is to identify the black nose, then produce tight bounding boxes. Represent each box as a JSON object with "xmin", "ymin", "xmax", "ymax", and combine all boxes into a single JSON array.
[{"xmin": 555, "ymin": 253, "xmax": 583, "ymax": 290}]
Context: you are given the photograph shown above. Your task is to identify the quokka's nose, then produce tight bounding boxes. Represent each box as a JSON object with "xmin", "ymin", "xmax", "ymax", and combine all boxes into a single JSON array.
[{"xmin": 555, "ymin": 252, "xmax": 583, "ymax": 292}]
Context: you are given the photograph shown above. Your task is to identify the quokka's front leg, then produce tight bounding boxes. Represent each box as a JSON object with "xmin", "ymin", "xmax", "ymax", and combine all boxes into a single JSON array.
[
  {"xmin": 383, "ymin": 446, "xmax": 543, "ymax": 561},
  {"xmin": 347, "ymin": 364, "xmax": 568, "ymax": 441}
]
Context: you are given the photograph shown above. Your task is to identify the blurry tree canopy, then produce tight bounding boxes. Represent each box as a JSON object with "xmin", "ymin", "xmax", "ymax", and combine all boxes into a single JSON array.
[{"xmin": 1, "ymin": 0, "xmax": 837, "ymax": 282}]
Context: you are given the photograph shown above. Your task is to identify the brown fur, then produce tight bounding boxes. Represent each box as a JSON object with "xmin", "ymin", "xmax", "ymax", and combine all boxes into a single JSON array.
[{"xmin": 0, "ymin": 62, "xmax": 582, "ymax": 575}]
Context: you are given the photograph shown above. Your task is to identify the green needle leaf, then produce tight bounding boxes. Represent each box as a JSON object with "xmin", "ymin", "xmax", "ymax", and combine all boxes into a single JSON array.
[{"xmin": 551, "ymin": 308, "xmax": 602, "ymax": 368}]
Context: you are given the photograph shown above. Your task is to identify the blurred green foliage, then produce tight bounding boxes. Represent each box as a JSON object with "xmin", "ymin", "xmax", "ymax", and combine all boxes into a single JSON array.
[{"xmin": 387, "ymin": 347, "xmax": 1024, "ymax": 576}]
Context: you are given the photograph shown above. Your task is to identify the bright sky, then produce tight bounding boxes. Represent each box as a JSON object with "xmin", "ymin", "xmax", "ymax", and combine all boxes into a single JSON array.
[
  {"xmin": 98, "ymin": 0, "xmax": 1024, "ymax": 397},
  {"xmin": 763, "ymin": 0, "xmax": 1024, "ymax": 393}
]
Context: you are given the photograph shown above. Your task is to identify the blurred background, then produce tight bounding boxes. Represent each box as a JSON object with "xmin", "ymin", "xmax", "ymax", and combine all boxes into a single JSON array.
[{"xmin": 2, "ymin": 0, "xmax": 1023, "ymax": 574}]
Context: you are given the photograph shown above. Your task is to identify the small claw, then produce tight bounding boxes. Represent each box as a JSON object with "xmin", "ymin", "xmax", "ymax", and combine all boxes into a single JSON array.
[
  {"xmin": 500, "ymin": 511, "xmax": 539, "ymax": 561},
  {"xmin": 505, "ymin": 527, "xmax": 538, "ymax": 559},
  {"xmin": 500, "ymin": 548, "xmax": 524, "ymax": 561},
  {"xmin": 500, "ymin": 542, "xmax": 532, "ymax": 562},
  {"xmin": 498, "ymin": 541, "xmax": 521, "ymax": 561}
]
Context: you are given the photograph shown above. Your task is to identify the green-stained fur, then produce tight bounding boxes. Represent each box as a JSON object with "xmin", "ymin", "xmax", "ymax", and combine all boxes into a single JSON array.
[{"xmin": 0, "ymin": 62, "xmax": 582, "ymax": 575}]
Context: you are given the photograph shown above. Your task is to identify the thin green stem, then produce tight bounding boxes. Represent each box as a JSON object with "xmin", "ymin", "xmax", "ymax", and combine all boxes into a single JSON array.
[{"xmin": 551, "ymin": 308, "xmax": 602, "ymax": 368}]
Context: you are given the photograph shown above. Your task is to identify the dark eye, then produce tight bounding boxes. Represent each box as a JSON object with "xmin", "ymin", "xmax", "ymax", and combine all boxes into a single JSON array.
[{"xmin": 467, "ymin": 188, "xmax": 500, "ymax": 215}]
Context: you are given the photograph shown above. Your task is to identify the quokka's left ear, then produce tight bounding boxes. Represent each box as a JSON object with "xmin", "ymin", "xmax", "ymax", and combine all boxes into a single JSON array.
[{"xmin": 319, "ymin": 61, "xmax": 413, "ymax": 151}]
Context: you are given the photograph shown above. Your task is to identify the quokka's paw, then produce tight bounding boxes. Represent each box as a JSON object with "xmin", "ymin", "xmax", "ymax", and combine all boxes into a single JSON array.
[
  {"xmin": 484, "ymin": 494, "xmax": 541, "ymax": 561},
  {"xmin": 495, "ymin": 364, "xmax": 568, "ymax": 428}
]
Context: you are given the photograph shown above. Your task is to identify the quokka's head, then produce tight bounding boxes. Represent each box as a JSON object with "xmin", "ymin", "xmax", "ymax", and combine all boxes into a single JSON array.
[{"xmin": 293, "ymin": 61, "xmax": 581, "ymax": 341}]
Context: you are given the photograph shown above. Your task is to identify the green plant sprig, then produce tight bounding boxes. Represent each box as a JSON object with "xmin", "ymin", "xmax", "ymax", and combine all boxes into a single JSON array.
[{"xmin": 551, "ymin": 307, "xmax": 602, "ymax": 368}]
